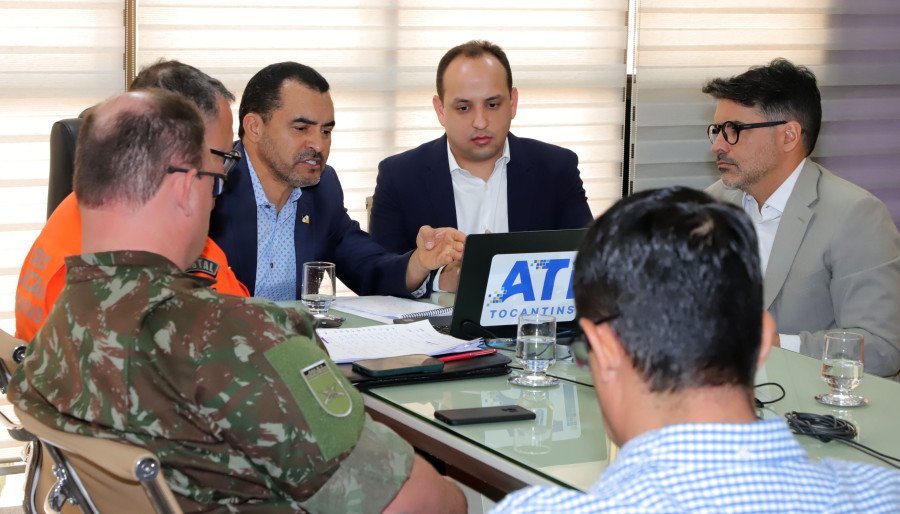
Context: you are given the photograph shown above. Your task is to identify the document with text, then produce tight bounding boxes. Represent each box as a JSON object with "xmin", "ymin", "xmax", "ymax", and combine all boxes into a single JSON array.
[{"xmin": 317, "ymin": 320, "xmax": 480, "ymax": 363}]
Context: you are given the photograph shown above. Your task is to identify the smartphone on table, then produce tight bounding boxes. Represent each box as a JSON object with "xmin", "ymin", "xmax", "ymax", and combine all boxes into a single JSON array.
[
  {"xmin": 352, "ymin": 354, "xmax": 444, "ymax": 378},
  {"xmin": 434, "ymin": 405, "xmax": 536, "ymax": 425}
]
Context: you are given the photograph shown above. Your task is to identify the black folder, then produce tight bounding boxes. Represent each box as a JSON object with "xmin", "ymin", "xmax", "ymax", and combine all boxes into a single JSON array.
[{"xmin": 340, "ymin": 352, "xmax": 511, "ymax": 390}]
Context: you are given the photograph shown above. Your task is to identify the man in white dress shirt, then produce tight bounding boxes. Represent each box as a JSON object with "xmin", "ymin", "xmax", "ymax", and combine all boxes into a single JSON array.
[
  {"xmin": 370, "ymin": 40, "xmax": 593, "ymax": 292},
  {"xmin": 704, "ymin": 58, "xmax": 900, "ymax": 377}
]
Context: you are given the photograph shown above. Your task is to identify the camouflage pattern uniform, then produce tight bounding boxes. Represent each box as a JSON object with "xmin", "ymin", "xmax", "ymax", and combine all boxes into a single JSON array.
[{"xmin": 9, "ymin": 251, "xmax": 413, "ymax": 513}]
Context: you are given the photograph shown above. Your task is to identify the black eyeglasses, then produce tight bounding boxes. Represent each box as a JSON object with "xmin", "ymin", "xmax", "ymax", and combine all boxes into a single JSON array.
[
  {"xmin": 707, "ymin": 120, "xmax": 787, "ymax": 145},
  {"xmin": 166, "ymin": 166, "xmax": 227, "ymax": 197},
  {"xmin": 209, "ymin": 148, "xmax": 241, "ymax": 174},
  {"xmin": 569, "ymin": 314, "xmax": 619, "ymax": 368}
]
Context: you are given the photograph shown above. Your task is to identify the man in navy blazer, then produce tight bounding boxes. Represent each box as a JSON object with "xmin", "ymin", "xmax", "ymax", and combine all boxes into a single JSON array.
[
  {"xmin": 209, "ymin": 62, "xmax": 464, "ymax": 301},
  {"xmin": 370, "ymin": 41, "xmax": 592, "ymax": 290}
]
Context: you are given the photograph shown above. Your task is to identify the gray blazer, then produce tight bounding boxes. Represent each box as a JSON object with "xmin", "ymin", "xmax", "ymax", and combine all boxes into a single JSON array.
[{"xmin": 708, "ymin": 160, "xmax": 900, "ymax": 377}]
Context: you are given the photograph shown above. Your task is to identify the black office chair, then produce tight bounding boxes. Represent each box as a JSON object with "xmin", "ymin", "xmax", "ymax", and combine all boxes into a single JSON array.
[{"xmin": 47, "ymin": 118, "xmax": 83, "ymax": 219}]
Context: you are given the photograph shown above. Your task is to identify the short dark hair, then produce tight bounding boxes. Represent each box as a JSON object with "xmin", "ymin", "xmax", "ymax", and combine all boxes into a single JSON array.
[
  {"xmin": 573, "ymin": 186, "xmax": 763, "ymax": 392},
  {"xmin": 74, "ymin": 90, "xmax": 205, "ymax": 208},
  {"xmin": 702, "ymin": 58, "xmax": 822, "ymax": 156},
  {"xmin": 436, "ymin": 40, "xmax": 513, "ymax": 102},
  {"xmin": 130, "ymin": 59, "xmax": 235, "ymax": 121},
  {"xmin": 238, "ymin": 62, "xmax": 330, "ymax": 139}
]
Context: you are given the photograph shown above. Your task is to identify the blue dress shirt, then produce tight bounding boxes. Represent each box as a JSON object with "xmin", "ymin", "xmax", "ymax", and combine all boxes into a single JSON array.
[
  {"xmin": 492, "ymin": 419, "xmax": 900, "ymax": 513},
  {"xmin": 248, "ymin": 158, "xmax": 303, "ymax": 301}
]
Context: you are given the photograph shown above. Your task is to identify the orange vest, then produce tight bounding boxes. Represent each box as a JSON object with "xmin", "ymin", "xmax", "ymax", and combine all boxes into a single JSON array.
[{"xmin": 15, "ymin": 193, "xmax": 249, "ymax": 342}]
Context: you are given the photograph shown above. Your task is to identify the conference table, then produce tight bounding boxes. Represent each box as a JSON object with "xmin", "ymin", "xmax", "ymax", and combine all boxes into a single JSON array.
[{"xmin": 333, "ymin": 307, "xmax": 900, "ymax": 500}]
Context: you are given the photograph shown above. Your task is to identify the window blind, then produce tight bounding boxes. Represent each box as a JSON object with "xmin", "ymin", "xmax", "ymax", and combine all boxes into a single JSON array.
[
  {"xmin": 136, "ymin": 0, "xmax": 628, "ymax": 227},
  {"xmin": 135, "ymin": 0, "xmax": 627, "ymax": 295},
  {"xmin": 0, "ymin": 1, "xmax": 124, "ymax": 333},
  {"xmin": 630, "ymin": 0, "xmax": 900, "ymax": 228}
]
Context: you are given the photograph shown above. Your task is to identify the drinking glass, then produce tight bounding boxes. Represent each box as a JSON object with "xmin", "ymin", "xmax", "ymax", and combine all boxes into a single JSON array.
[
  {"xmin": 510, "ymin": 313, "xmax": 558, "ymax": 387},
  {"xmin": 815, "ymin": 330, "xmax": 867, "ymax": 407},
  {"xmin": 301, "ymin": 261, "xmax": 336, "ymax": 317}
]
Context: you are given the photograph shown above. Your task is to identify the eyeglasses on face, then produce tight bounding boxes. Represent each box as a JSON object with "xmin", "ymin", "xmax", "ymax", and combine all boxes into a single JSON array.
[
  {"xmin": 569, "ymin": 313, "xmax": 620, "ymax": 368},
  {"xmin": 707, "ymin": 120, "xmax": 787, "ymax": 145},
  {"xmin": 209, "ymin": 148, "xmax": 242, "ymax": 174},
  {"xmin": 166, "ymin": 166, "xmax": 227, "ymax": 197}
]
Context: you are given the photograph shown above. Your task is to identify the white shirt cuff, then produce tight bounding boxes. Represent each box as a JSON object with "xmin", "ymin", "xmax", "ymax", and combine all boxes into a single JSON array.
[
  {"xmin": 780, "ymin": 334, "xmax": 801, "ymax": 353},
  {"xmin": 431, "ymin": 266, "xmax": 446, "ymax": 293},
  {"xmin": 410, "ymin": 277, "xmax": 429, "ymax": 298}
]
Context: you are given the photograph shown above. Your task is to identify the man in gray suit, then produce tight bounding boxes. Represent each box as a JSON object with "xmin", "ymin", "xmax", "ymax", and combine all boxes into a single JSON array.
[{"xmin": 704, "ymin": 59, "xmax": 900, "ymax": 378}]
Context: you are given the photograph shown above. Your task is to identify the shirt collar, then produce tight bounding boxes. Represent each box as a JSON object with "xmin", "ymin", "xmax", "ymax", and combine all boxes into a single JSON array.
[
  {"xmin": 246, "ymin": 154, "xmax": 303, "ymax": 208},
  {"xmin": 615, "ymin": 419, "xmax": 807, "ymax": 467},
  {"xmin": 742, "ymin": 158, "xmax": 805, "ymax": 214},
  {"xmin": 446, "ymin": 138, "xmax": 511, "ymax": 175},
  {"xmin": 65, "ymin": 251, "xmax": 216, "ymax": 290},
  {"xmin": 65, "ymin": 250, "xmax": 183, "ymax": 281}
]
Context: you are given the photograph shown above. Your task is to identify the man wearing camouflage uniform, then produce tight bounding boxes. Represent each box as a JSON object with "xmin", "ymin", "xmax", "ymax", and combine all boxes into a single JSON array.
[{"xmin": 9, "ymin": 90, "xmax": 465, "ymax": 513}]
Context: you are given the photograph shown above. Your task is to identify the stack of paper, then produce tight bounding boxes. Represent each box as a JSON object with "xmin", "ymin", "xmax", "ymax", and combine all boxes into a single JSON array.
[
  {"xmin": 317, "ymin": 320, "xmax": 481, "ymax": 364},
  {"xmin": 333, "ymin": 296, "xmax": 450, "ymax": 324}
]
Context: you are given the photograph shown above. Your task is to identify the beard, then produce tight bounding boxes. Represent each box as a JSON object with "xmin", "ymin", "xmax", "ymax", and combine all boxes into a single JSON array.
[
  {"xmin": 258, "ymin": 136, "xmax": 324, "ymax": 188},
  {"xmin": 716, "ymin": 152, "xmax": 770, "ymax": 191}
]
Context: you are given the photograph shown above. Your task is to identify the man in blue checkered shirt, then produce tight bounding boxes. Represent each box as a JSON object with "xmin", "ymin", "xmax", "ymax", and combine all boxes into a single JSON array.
[{"xmin": 492, "ymin": 187, "xmax": 900, "ymax": 513}]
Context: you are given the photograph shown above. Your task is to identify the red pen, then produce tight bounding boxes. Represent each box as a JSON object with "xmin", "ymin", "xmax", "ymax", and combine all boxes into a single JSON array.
[{"xmin": 438, "ymin": 348, "xmax": 497, "ymax": 363}]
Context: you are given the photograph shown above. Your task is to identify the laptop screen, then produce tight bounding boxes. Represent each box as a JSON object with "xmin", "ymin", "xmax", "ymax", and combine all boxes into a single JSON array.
[{"xmin": 450, "ymin": 229, "xmax": 587, "ymax": 339}]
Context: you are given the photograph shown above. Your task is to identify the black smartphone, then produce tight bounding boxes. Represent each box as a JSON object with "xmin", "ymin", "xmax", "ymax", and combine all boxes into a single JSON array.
[
  {"xmin": 352, "ymin": 354, "xmax": 444, "ymax": 378},
  {"xmin": 434, "ymin": 405, "xmax": 536, "ymax": 426}
]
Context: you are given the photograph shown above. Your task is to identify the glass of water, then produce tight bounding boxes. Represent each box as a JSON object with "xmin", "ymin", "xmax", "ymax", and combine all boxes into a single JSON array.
[
  {"xmin": 301, "ymin": 261, "xmax": 336, "ymax": 317},
  {"xmin": 816, "ymin": 330, "xmax": 867, "ymax": 407},
  {"xmin": 510, "ymin": 313, "xmax": 559, "ymax": 387}
]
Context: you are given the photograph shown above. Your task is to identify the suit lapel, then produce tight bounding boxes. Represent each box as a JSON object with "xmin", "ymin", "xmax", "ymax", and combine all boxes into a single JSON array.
[
  {"xmin": 764, "ymin": 161, "xmax": 819, "ymax": 309},
  {"xmin": 425, "ymin": 135, "xmax": 458, "ymax": 228},
  {"xmin": 505, "ymin": 134, "xmax": 534, "ymax": 232},
  {"xmin": 294, "ymin": 188, "xmax": 315, "ymax": 298},
  {"xmin": 212, "ymin": 141, "xmax": 259, "ymax": 293}
]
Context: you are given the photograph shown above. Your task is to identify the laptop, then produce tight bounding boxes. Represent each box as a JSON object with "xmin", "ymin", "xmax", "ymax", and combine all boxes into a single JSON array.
[{"xmin": 435, "ymin": 229, "xmax": 587, "ymax": 339}]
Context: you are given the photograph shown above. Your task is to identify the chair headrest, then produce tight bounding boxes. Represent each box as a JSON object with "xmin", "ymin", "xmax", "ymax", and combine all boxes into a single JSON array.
[{"xmin": 47, "ymin": 118, "xmax": 83, "ymax": 219}]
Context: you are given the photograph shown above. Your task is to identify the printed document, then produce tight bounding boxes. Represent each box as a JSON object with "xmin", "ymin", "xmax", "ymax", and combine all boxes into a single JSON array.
[{"xmin": 317, "ymin": 320, "xmax": 480, "ymax": 363}]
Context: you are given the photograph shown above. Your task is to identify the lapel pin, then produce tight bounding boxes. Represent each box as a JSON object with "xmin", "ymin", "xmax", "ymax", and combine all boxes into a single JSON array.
[{"xmin": 302, "ymin": 215, "xmax": 310, "ymax": 224}]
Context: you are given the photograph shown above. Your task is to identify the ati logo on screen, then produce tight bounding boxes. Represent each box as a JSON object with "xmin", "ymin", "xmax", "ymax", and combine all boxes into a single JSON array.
[{"xmin": 480, "ymin": 252, "xmax": 577, "ymax": 326}]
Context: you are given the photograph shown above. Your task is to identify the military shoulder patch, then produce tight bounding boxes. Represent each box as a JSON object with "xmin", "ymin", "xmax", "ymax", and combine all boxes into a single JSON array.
[
  {"xmin": 186, "ymin": 257, "xmax": 220, "ymax": 278},
  {"xmin": 264, "ymin": 337, "xmax": 363, "ymax": 461},
  {"xmin": 301, "ymin": 359, "xmax": 352, "ymax": 417}
]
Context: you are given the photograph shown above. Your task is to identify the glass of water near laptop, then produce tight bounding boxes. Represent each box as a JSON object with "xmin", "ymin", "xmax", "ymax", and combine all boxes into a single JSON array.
[
  {"xmin": 816, "ymin": 330, "xmax": 867, "ymax": 407},
  {"xmin": 510, "ymin": 313, "xmax": 559, "ymax": 387},
  {"xmin": 301, "ymin": 261, "xmax": 336, "ymax": 318}
]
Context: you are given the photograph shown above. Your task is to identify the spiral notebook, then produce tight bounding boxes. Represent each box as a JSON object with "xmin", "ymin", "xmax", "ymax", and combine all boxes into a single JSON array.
[
  {"xmin": 333, "ymin": 296, "xmax": 452, "ymax": 323},
  {"xmin": 398, "ymin": 306, "xmax": 452, "ymax": 319}
]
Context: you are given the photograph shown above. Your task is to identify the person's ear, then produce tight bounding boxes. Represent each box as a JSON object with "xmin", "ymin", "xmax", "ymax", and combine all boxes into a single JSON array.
[
  {"xmin": 509, "ymin": 87, "xmax": 519, "ymax": 120},
  {"xmin": 169, "ymin": 167, "xmax": 197, "ymax": 217},
  {"xmin": 578, "ymin": 317, "xmax": 625, "ymax": 383},
  {"xmin": 242, "ymin": 113, "xmax": 264, "ymax": 143},
  {"xmin": 432, "ymin": 95, "xmax": 446, "ymax": 127},
  {"xmin": 757, "ymin": 311, "xmax": 776, "ymax": 369},
  {"xmin": 782, "ymin": 121, "xmax": 802, "ymax": 153}
]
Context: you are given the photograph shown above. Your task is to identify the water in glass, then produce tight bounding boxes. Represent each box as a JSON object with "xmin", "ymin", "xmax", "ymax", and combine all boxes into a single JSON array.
[
  {"xmin": 517, "ymin": 335, "xmax": 556, "ymax": 374},
  {"xmin": 815, "ymin": 330, "xmax": 867, "ymax": 407},
  {"xmin": 821, "ymin": 358, "xmax": 863, "ymax": 392},
  {"xmin": 510, "ymin": 313, "xmax": 558, "ymax": 387},
  {"xmin": 301, "ymin": 261, "xmax": 336, "ymax": 317}
]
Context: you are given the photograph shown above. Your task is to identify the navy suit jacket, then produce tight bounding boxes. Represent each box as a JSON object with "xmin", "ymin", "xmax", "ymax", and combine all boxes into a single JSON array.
[
  {"xmin": 370, "ymin": 133, "xmax": 593, "ymax": 253},
  {"xmin": 209, "ymin": 142, "xmax": 413, "ymax": 299}
]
